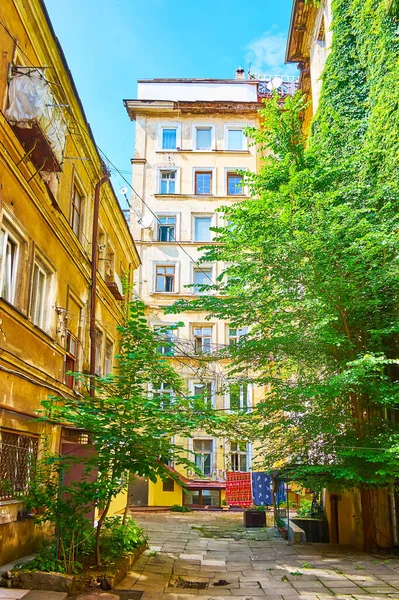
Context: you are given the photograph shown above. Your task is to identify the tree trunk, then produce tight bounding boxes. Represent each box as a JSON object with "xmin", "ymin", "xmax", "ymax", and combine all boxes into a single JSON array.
[
  {"xmin": 95, "ymin": 496, "xmax": 112, "ymax": 566},
  {"xmin": 360, "ymin": 487, "xmax": 376, "ymax": 552}
]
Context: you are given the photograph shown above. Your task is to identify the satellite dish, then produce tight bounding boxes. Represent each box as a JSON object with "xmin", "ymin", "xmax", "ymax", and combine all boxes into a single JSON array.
[
  {"xmin": 138, "ymin": 215, "xmax": 154, "ymax": 229},
  {"xmin": 119, "ymin": 186, "xmax": 128, "ymax": 195},
  {"xmin": 272, "ymin": 77, "xmax": 283, "ymax": 89}
]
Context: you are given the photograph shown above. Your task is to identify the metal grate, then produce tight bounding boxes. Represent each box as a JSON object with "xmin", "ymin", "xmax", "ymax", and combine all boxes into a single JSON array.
[{"xmin": 0, "ymin": 431, "xmax": 38, "ymax": 501}]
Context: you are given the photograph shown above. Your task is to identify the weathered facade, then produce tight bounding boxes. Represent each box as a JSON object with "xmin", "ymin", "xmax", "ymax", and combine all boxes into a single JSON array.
[
  {"xmin": 124, "ymin": 75, "xmax": 297, "ymax": 508},
  {"xmin": 0, "ymin": 0, "xmax": 139, "ymax": 564}
]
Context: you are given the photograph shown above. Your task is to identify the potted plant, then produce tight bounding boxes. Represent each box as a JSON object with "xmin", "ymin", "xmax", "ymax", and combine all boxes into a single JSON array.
[
  {"xmin": 276, "ymin": 516, "xmax": 288, "ymax": 539},
  {"xmin": 244, "ymin": 505, "xmax": 266, "ymax": 527},
  {"xmin": 221, "ymin": 499, "xmax": 229, "ymax": 511}
]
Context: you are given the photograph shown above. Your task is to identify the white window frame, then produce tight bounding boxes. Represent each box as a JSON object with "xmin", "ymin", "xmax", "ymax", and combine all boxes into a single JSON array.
[
  {"xmin": 224, "ymin": 167, "xmax": 247, "ymax": 196},
  {"xmin": 157, "ymin": 167, "xmax": 180, "ymax": 195},
  {"xmin": 230, "ymin": 441, "xmax": 249, "ymax": 472},
  {"xmin": 192, "ymin": 324, "xmax": 213, "ymax": 354},
  {"xmin": 156, "ymin": 213, "xmax": 178, "ymax": 242},
  {"xmin": 192, "ymin": 438, "xmax": 215, "ymax": 476},
  {"xmin": 225, "ymin": 383, "xmax": 253, "ymax": 412},
  {"xmin": 157, "ymin": 122, "xmax": 181, "ymax": 151},
  {"xmin": 30, "ymin": 256, "xmax": 53, "ymax": 332},
  {"xmin": 227, "ymin": 326, "xmax": 248, "ymax": 345},
  {"xmin": 153, "ymin": 262, "xmax": 178, "ymax": 294},
  {"xmin": 154, "ymin": 324, "xmax": 177, "ymax": 355},
  {"xmin": 95, "ymin": 328, "xmax": 104, "ymax": 376},
  {"xmin": 152, "ymin": 381, "xmax": 175, "ymax": 408},
  {"xmin": 190, "ymin": 380, "xmax": 216, "ymax": 408},
  {"xmin": 192, "ymin": 213, "xmax": 214, "ymax": 243},
  {"xmin": 0, "ymin": 225, "xmax": 20, "ymax": 305},
  {"xmin": 224, "ymin": 123, "xmax": 248, "ymax": 151},
  {"xmin": 192, "ymin": 265, "xmax": 213, "ymax": 294},
  {"xmin": 104, "ymin": 336, "xmax": 114, "ymax": 375},
  {"xmin": 192, "ymin": 124, "xmax": 215, "ymax": 151}
]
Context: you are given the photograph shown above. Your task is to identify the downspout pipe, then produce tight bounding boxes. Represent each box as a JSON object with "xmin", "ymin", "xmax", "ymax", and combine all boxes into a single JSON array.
[{"xmin": 89, "ymin": 174, "xmax": 109, "ymax": 397}]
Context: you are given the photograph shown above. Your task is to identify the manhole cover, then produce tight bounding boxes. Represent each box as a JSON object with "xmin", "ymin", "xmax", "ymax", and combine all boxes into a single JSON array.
[
  {"xmin": 112, "ymin": 591, "xmax": 144, "ymax": 599},
  {"xmin": 176, "ymin": 579, "xmax": 209, "ymax": 589}
]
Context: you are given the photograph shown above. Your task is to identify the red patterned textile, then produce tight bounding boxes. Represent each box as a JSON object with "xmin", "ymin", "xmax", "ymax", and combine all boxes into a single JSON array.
[{"xmin": 226, "ymin": 471, "xmax": 252, "ymax": 507}]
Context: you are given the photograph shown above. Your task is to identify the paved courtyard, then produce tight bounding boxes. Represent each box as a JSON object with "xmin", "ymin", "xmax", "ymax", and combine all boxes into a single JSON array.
[{"xmin": 113, "ymin": 511, "xmax": 399, "ymax": 599}]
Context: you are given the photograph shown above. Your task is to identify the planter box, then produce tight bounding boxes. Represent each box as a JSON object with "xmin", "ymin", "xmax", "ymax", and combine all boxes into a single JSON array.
[
  {"xmin": 292, "ymin": 518, "xmax": 329, "ymax": 543},
  {"xmin": 7, "ymin": 542, "xmax": 146, "ymax": 594},
  {"xmin": 244, "ymin": 510, "xmax": 266, "ymax": 527}
]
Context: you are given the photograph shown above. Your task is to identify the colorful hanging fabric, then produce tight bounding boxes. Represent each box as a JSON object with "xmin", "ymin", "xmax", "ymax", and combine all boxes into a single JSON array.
[
  {"xmin": 251, "ymin": 472, "xmax": 272, "ymax": 506},
  {"xmin": 226, "ymin": 471, "xmax": 252, "ymax": 507},
  {"xmin": 275, "ymin": 480, "xmax": 287, "ymax": 503}
]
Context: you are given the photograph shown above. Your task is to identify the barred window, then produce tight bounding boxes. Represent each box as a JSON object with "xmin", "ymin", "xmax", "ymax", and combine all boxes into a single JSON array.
[{"xmin": 0, "ymin": 431, "xmax": 38, "ymax": 501}]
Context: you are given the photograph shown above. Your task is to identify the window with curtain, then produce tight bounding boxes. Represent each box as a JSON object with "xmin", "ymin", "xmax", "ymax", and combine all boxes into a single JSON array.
[
  {"xmin": 227, "ymin": 173, "xmax": 243, "ymax": 195},
  {"xmin": 195, "ymin": 127, "xmax": 212, "ymax": 150},
  {"xmin": 155, "ymin": 265, "xmax": 175, "ymax": 292},
  {"xmin": 193, "ymin": 268, "xmax": 212, "ymax": 293},
  {"xmin": 0, "ymin": 226, "xmax": 19, "ymax": 305},
  {"xmin": 194, "ymin": 216, "xmax": 212, "ymax": 241},
  {"xmin": 162, "ymin": 128, "xmax": 177, "ymax": 150},
  {"xmin": 160, "ymin": 170, "xmax": 176, "ymax": 194},
  {"xmin": 193, "ymin": 326, "xmax": 213, "ymax": 354},
  {"xmin": 227, "ymin": 129, "xmax": 243, "ymax": 150},
  {"xmin": 31, "ymin": 260, "xmax": 52, "ymax": 331}
]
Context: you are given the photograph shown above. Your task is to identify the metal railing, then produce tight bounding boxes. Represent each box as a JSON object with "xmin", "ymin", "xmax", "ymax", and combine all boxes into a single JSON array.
[
  {"xmin": 0, "ymin": 431, "xmax": 38, "ymax": 501},
  {"xmin": 158, "ymin": 336, "xmax": 229, "ymax": 358}
]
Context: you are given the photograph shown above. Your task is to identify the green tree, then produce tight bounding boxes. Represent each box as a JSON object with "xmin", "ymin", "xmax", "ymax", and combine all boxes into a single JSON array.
[
  {"xmin": 40, "ymin": 299, "xmax": 221, "ymax": 565},
  {"xmin": 168, "ymin": 0, "xmax": 399, "ymax": 550}
]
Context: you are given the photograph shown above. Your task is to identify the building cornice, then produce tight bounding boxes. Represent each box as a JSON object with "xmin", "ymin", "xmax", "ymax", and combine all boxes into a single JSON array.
[{"xmin": 124, "ymin": 99, "xmax": 262, "ymax": 120}]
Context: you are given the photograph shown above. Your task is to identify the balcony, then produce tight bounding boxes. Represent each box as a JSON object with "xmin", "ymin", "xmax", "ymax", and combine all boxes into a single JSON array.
[
  {"xmin": 158, "ymin": 336, "xmax": 228, "ymax": 358},
  {"xmin": 256, "ymin": 75, "xmax": 299, "ymax": 101},
  {"xmin": 106, "ymin": 270, "xmax": 124, "ymax": 301},
  {"xmin": 5, "ymin": 66, "xmax": 67, "ymax": 173}
]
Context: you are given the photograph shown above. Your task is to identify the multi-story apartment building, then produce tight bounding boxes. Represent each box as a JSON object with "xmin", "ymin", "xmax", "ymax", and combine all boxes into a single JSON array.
[
  {"xmin": 124, "ymin": 74, "xmax": 296, "ymax": 508},
  {"xmin": 0, "ymin": 0, "xmax": 140, "ymax": 564}
]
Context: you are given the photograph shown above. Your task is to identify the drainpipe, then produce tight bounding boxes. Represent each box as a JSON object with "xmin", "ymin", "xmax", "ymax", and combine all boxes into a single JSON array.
[{"xmin": 89, "ymin": 173, "xmax": 109, "ymax": 396}]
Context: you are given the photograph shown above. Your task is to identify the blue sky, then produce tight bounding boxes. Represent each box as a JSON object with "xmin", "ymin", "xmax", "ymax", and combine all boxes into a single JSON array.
[{"xmin": 45, "ymin": 0, "xmax": 297, "ymax": 207}]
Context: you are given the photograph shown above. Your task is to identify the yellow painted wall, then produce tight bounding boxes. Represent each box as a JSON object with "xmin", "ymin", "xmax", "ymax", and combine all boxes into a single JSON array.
[
  {"xmin": 148, "ymin": 478, "xmax": 183, "ymax": 507},
  {"xmin": 0, "ymin": 0, "xmax": 139, "ymax": 565}
]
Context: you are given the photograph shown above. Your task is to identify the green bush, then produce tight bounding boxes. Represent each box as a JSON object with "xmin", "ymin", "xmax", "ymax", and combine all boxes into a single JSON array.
[
  {"xmin": 170, "ymin": 504, "xmax": 192, "ymax": 512},
  {"xmin": 100, "ymin": 516, "xmax": 145, "ymax": 559},
  {"xmin": 20, "ymin": 542, "xmax": 67, "ymax": 574},
  {"xmin": 296, "ymin": 498, "xmax": 313, "ymax": 517}
]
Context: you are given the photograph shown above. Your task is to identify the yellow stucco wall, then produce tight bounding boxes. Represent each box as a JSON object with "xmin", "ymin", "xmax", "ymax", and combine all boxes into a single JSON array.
[
  {"xmin": 0, "ymin": 0, "xmax": 139, "ymax": 565},
  {"xmin": 148, "ymin": 479, "xmax": 184, "ymax": 507}
]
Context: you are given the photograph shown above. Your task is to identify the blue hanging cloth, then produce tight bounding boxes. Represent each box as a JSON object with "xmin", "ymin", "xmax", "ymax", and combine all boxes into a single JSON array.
[
  {"xmin": 251, "ymin": 472, "xmax": 272, "ymax": 505},
  {"xmin": 275, "ymin": 480, "xmax": 287, "ymax": 503}
]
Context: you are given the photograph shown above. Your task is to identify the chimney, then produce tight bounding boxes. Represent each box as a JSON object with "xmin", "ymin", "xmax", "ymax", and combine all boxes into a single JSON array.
[{"xmin": 235, "ymin": 68, "xmax": 245, "ymax": 80}]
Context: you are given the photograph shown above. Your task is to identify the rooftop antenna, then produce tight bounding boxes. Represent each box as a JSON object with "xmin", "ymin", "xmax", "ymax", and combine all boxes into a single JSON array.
[{"xmin": 137, "ymin": 215, "xmax": 154, "ymax": 229}]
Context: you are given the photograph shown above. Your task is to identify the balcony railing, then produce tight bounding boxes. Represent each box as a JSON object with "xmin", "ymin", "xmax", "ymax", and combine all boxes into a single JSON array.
[{"xmin": 158, "ymin": 336, "xmax": 229, "ymax": 358}]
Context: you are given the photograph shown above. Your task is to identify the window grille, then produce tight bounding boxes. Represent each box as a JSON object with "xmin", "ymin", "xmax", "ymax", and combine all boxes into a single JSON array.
[{"xmin": 0, "ymin": 431, "xmax": 38, "ymax": 501}]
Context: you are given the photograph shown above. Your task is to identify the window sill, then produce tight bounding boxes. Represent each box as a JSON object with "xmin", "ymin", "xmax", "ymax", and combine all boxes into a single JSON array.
[
  {"xmin": 154, "ymin": 194, "xmax": 248, "ymax": 200},
  {"xmin": 155, "ymin": 149, "xmax": 250, "ymax": 154}
]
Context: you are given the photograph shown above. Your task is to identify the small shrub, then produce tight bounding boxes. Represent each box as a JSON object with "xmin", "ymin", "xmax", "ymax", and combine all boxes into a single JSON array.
[
  {"xmin": 255, "ymin": 504, "xmax": 266, "ymax": 511},
  {"xmin": 170, "ymin": 504, "xmax": 192, "ymax": 512},
  {"xmin": 296, "ymin": 498, "xmax": 313, "ymax": 517},
  {"xmin": 20, "ymin": 542, "xmax": 67, "ymax": 574},
  {"xmin": 302, "ymin": 562, "xmax": 314, "ymax": 569},
  {"xmin": 100, "ymin": 516, "xmax": 145, "ymax": 559}
]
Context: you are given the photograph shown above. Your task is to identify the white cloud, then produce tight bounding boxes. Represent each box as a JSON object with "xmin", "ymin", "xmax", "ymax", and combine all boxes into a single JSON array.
[{"xmin": 244, "ymin": 30, "xmax": 298, "ymax": 77}]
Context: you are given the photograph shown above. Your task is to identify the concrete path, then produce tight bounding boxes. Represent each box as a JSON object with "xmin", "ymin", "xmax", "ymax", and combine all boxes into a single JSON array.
[
  {"xmin": 115, "ymin": 511, "xmax": 399, "ymax": 600},
  {"xmin": 0, "ymin": 591, "xmax": 67, "ymax": 599}
]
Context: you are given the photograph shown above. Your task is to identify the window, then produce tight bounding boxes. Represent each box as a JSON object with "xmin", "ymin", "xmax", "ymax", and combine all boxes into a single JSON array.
[
  {"xmin": 193, "ymin": 268, "xmax": 212, "ymax": 294},
  {"xmin": 162, "ymin": 128, "xmax": 177, "ymax": 150},
  {"xmin": 227, "ymin": 173, "xmax": 244, "ymax": 195},
  {"xmin": 160, "ymin": 170, "xmax": 176, "ymax": 194},
  {"xmin": 155, "ymin": 326, "xmax": 175, "ymax": 355},
  {"xmin": 194, "ymin": 216, "xmax": 212, "ymax": 241},
  {"xmin": 193, "ymin": 326, "xmax": 212, "ymax": 354},
  {"xmin": 158, "ymin": 216, "xmax": 176, "ymax": 242},
  {"xmin": 230, "ymin": 442, "xmax": 248, "ymax": 472},
  {"xmin": 71, "ymin": 185, "xmax": 83, "ymax": 238},
  {"xmin": 229, "ymin": 383, "xmax": 249, "ymax": 412},
  {"xmin": 105, "ymin": 339, "xmax": 114, "ymax": 375},
  {"xmin": 31, "ymin": 260, "xmax": 52, "ymax": 330},
  {"xmin": 195, "ymin": 171, "xmax": 212, "ymax": 195},
  {"xmin": 228, "ymin": 327, "xmax": 248, "ymax": 345},
  {"xmin": 155, "ymin": 265, "xmax": 175, "ymax": 292},
  {"xmin": 95, "ymin": 329, "xmax": 103, "ymax": 376},
  {"xmin": 0, "ymin": 431, "xmax": 39, "ymax": 501},
  {"xmin": 195, "ymin": 127, "xmax": 212, "ymax": 150},
  {"xmin": 65, "ymin": 331, "xmax": 77, "ymax": 389},
  {"xmin": 0, "ymin": 226, "xmax": 19, "ymax": 304},
  {"xmin": 193, "ymin": 382, "xmax": 213, "ymax": 407},
  {"xmin": 162, "ymin": 478, "xmax": 175, "ymax": 492},
  {"xmin": 227, "ymin": 129, "xmax": 244, "ymax": 150},
  {"xmin": 153, "ymin": 382, "xmax": 173, "ymax": 408},
  {"xmin": 193, "ymin": 439, "xmax": 213, "ymax": 476}
]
